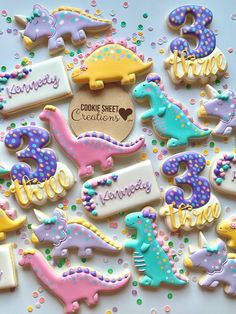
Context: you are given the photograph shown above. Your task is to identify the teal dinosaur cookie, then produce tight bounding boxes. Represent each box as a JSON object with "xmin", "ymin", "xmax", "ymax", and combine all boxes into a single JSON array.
[{"xmin": 124, "ymin": 207, "xmax": 188, "ymax": 288}]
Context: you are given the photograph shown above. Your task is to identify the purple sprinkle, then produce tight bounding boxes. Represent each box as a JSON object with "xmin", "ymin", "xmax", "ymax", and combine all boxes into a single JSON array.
[
  {"xmin": 62, "ymin": 272, "xmax": 68, "ymax": 277},
  {"xmin": 84, "ymin": 268, "xmax": 90, "ymax": 274},
  {"xmin": 77, "ymin": 267, "xmax": 82, "ymax": 273},
  {"xmin": 98, "ymin": 275, "xmax": 104, "ymax": 281}
]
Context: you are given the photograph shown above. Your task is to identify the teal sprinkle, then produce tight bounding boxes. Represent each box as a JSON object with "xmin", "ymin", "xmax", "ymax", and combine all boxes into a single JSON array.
[
  {"xmin": 92, "ymin": 210, "xmax": 97, "ymax": 216},
  {"xmin": 216, "ymin": 177, "xmax": 222, "ymax": 184},
  {"xmin": 84, "ymin": 183, "xmax": 92, "ymax": 189},
  {"xmin": 106, "ymin": 179, "xmax": 112, "ymax": 185},
  {"xmin": 87, "ymin": 189, "xmax": 95, "ymax": 196}
]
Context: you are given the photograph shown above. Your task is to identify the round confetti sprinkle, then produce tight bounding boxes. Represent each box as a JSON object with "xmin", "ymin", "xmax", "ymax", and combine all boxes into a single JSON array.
[
  {"xmin": 132, "ymin": 280, "xmax": 138, "ymax": 286},
  {"xmin": 27, "ymin": 306, "xmax": 33, "ymax": 312},
  {"xmin": 108, "ymin": 268, "xmax": 113, "ymax": 274},
  {"xmin": 137, "ymin": 298, "xmax": 142, "ymax": 305},
  {"xmin": 123, "ymin": 2, "xmax": 129, "ymax": 8},
  {"xmin": 164, "ymin": 305, "xmax": 171, "ymax": 313},
  {"xmin": 6, "ymin": 16, "xmax": 12, "ymax": 23},
  {"xmin": 143, "ymin": 13, "xmax": 148, "ymax": 18},
  {"xmin": 112, "ymin": 307, "xmax": 118, "ymax": 313},
  {"xmin": 121, "ymin": 21, "xmax": 126, "ymax": 28},
  {"xmin": 150, "ymin": 309, "xmax": 158, "ymax": 314},
  {"xmin": 167, "ymin": 292, "xmax": 173, "ymax": 299},
  {"xmin": 105, "ymin": 311, "xmax": 112, "ymax": 314}
]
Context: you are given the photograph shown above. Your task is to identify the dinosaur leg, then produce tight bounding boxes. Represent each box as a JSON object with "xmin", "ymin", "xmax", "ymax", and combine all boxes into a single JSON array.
[
  {"xmin": 209, "ymin": 281, "xmax": 220, "ymax": 288},
  {"xmin": 121, "ymin": 74, "xmax": 136, "ymax": 85},
  {"xmin": 78, "ymin": 247, "xmax": 93, "ymax": 258},
  {"xmin": 48, "ymin": 36, "xmax": 65, "ymax": 53},
  {"xmin": 167, "ymin": 137, "xmax": 188, "ymax": 148},
  {"xmin": 139, "ymin": 275, "xmax": 153, "ymax": 287},
  {"xmin": 89, "ymin": 79, "xmax": 104, "ymax": 90},
  {"xmin": 225, "ymin": 284, "xmax": 236, "ymax": 296},
  {"xmin": 79, "ymin": 165, "xmax": 94, "ymax": 177},
  {"xmin": 64, "ymin": 301, "xmax": 79, "ymax": 314},
  {"xmin": 100, "ymin": 157, "xmax": 114, "ymax": 171},
  {"xmin": 71, "ymin": 30, "xmax": 86, "ymax": 46},
  {"xmin": 199, "ymin": 275, "xmax": 215, "ymax": 287},
  {"xmin": 0, "ymin": 232, "xmax": 5, "ymax": 241},
  {"xmin": 85, "ymin": 293, "xmax": 99, "ymax": 306}
]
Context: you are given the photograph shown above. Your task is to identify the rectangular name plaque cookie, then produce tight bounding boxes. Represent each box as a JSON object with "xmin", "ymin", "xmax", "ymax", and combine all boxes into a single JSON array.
[
  {"xmin": 0, "ymin": 56, "xmax": 72, "ymax": 115},
  {"xmin": 81, "ymin": 160, "xmax": 160, "ymax": 219},
  {"xmin": 0, "ymin": 243, "xmax": 18, "ymax": 289}
]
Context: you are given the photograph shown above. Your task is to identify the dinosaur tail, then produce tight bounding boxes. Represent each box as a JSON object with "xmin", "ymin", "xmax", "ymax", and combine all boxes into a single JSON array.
[
  {"xmin": 168, "ymin": 273, "xmax": 188, "ymax": 286},
  {"xmin": 112, "ymin": 136, "xmax": 145, "ymax": 155},
  {"xmin": 196, "ymin": 128, "xmax": 212, "ymax": 138},
  {"xmin": 100, "ymin": 272, "xmax": 131, "ymax": 292}
]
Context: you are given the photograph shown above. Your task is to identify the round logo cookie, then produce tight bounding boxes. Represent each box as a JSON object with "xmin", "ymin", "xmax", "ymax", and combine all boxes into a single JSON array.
[{"xmin": 69, "ymin": 85, "xmax": 135, "ymax": 141}]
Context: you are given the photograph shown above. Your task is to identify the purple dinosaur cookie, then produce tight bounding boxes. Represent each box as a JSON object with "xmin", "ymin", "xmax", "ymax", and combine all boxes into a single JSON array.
[
  {"xmin": 199, "ymin": 85, "xmax": 236, "ymax": 137},
  {"xmin": 31, "ymin": 208, "xmax": 121, "ymax": 264},
  {"xmin": 185, "ymin": 232, "xmax": 236, "ymax": 296},
  {"xmin": 15, "ymin": 5, "xmax": 112, "ymax": 55}
]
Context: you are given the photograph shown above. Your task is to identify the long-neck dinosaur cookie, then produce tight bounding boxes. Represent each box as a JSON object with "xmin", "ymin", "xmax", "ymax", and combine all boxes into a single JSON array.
[
  {"xmin": 133, "ymin": 73, "xmax": 211, "ymax": 149},
  {"xmin": 31, "ymin": 208, "xmax": 121, "ymax": 264},
  {"xmin": 198, "ymin": 85, "xmax": 236, "ymax": 137},
  {"xmin": 0, "ymin": 199, "xmax": 26, "ymax": 241},
  {"xmin": 39, "ymin": 105, "xmax": 145, "ymax": 178},
  {"xmin": 217, "ymin": 216, "xmax": 236, "ymax": 249},
  {"xmin": 15, "ymin": 4, "xmax": 112, "ymax": 55},
  {"xmin": 164, "ymin": 5, "xmax": 227, "ymax": 84},
  {"xmin": 19, "ymin": 249, "xmax": 131, "ymax": 314},
  {"xmin": 124, "ymin": 207, "xmax": 188, "ymax": 288},
  {"xmin": 184, "ymin": 232, "xmax": 236, "ymax": 296},
  {"xmin": 72, "ymin": 38, "xmax": 153, "ymax": 90},
  {"xmin": 159, "ymin": 151, "xmax": 221, "ymax": 231}
]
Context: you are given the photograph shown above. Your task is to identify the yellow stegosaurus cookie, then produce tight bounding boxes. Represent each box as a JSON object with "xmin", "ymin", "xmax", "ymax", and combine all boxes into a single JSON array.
[{"xmin": 72, "ymin": 38, "xmax": 153, "ymax": 90}]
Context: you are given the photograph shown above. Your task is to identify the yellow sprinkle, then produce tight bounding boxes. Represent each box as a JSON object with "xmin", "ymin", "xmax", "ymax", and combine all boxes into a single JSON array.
[
  {"xmin": 152, "ymin": 147, "xmax": 158, "ymax": 153},
  {"xmin": 234, "ymin": 148, "xmax": 236, "ymax": 154},
  {"xmin": 76, "ymin": 198, "xmax": 82, "ymax": 204},
  {"xmin": 95, "ymin": 9, "xmax": 102, "ymax": 15},
  {"xmin": 202, "ymin": 149, "xmax": 208, "ymax": 156},
  {"xmin": 27, "ymin": 306, "xmax": 33, "ymax": 312},
  {"xmin": 159, "ymin": 48, "xmax": 165, "ymax": 54},
  {"xmin": 200, "ymin": 91, "xmax": 206, "ymax": 97},
  {"xmin": 106, "ymin": 311, "xmax": 112, "ymax": 314},
  {"xmin": 138, "ymin": 31, "xmax": 143, "ymax": 36},
  {"xmin": 3, "ymin": 190, "xmax": 11, "ymax": 197},
  {"xmin": 206, "ymin": 160, "xmax": 211, "ymax": 166},
  {"xmin": 121, "ymin": 228, "xmax": 127, "ymax": 235},
  {"xmin": 64, "ymin": 49, "xmax": 69, "ymax": 55},
  {"xmin": 132, "ymin": 37, "xmax": 137, "ymax": 43},
  {"xmin": 214, "ymin": 147, "xmax": 220, "ymax": 153},
  {"xmin": 140, "ymin": 153, "xmax": 147, "ymax": 161}
]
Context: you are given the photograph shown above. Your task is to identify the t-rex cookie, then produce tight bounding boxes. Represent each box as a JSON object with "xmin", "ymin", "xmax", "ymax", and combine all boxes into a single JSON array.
[
  {"xmin": 198, "ymin": 85, "xmax": 236, "ymax": 137},
  {"xmin": 210, "ymin": 153, "xmax": 236, "ymax": 196},
  {"xmin": 81, "ymin": 160, "xmax": 160, "ymax": 218},
  {"xmin": 133, "ymin": 73, "xmax": 211, "ymax": 149},
  {"xmin": 0, "ymin": 57, "xmax": 72, "ymax": 116},
  {"xmin": 159, "ymin": 152, "xmax": 221, "ymax": 231},
  {"xmin": 5, "ymin": 125, "xmax": 75, "ymax": 208},
  {"xmin": 15, "ymin": 4, "xmax": 112, "ymax": 55},
  {"xmin": 19, "ymin": 249, "xmax": 131, "ymax": 314},
  {"xmin": 72, "ymin": 38, "xmax": 153, "ymax": 90},
  {"xmin": 0, "ymin": 199, "xmax": 26, "ymax": 241},
  {"xmin": 31, "ymin": 208, "xmax": 122, "ymax": 264},
  {"xmin": 0, "ymin": 243, "xmax": 18, "ymax": 290},
  {"xmin": 217, "ymin": 216, "xmax": 236, "ymax": 249},
  {"xmin": 165, "ymin": 5, "xmax": 227, "ymax": 84},
  {"xmin": 125, "ymin": 207, "xmax": 188, "ymax": 288},
  {"xmin": 184, "ymin": 232, "xmax": 236, "ymax": 296},
  {"xmin": 39, "ymin": 105, "xmax": 145, "ymax": 178}
]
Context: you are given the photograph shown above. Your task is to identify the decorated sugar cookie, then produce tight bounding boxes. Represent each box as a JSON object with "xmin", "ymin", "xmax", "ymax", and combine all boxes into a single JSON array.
[
  {"xmin": 72, "ymin": 38, "xmax": 153, "ymax": 90},
  {"xmin": 159, "ymin": 152, "xmax": 221, "ymax": 231},
  {"xmin": 0, "ymin": 243, "xmax": 18, "ymax": 290},
  {"xmin": 0, "ymin": 199, "xmax": 26, "ymax": 240},
  {"xmin": 39, "ymin": 105, "xmax": 145, "ymax": 178},
  {"xmin": 81, "ymin": 160, "xmax": 160, "ymax": 218},
  {"xmin": 185, "ymin": 232, "xmax": 236, "ymax": 296},
  {"xmin": 4, "ymin": 126, "xmax": 75, "ymax": 208},
  {"xmin": 15, "ymin": 5, "xmax": 112, "ymax": 55},
  {"xmin": 199, "ymin": 85, "xmax": 236, "ymax": 137},
  {"xmin": 210, "ymin": 153, "xmax": 236, "ymax": 196},
  {"xmin": 19, "ymin": 249, "xmax": 130, "ymax": 314},
  {"xmin": 217, "ymin": 216, "xmax": 236, "ymax": 249},
  {"xmin": 165, "ymin": 5, "xmax": 227, "ymax": 84},
  {"xmin": 125, "ymin": 207, "xmax": 188, "ymax": 288},
  {"xmin": 133, "ymin": 73, "xmax": 211, "ymax": 149},
  {"xmin": 0, "ymin": 163, "xmax": 10, "ymax": 178},
  {"xmin": 31, "ymin": 208, "xmax": 122, "ymax": 264},
  {"xmin": 0, "ymin": 57, "xmax": 72, "ymax": 116}
]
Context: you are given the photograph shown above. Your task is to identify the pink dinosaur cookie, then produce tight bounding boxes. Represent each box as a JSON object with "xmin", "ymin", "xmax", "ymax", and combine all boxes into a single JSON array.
[
  {"xmin": 0, "ymin": 57, "xmax": 72, "ymax": 116},
  {"xmin": 19, "ymin": 249, "xmax": 131, "ymax": 314},
  {"xmin": 15, "ymin": 5, "xmax": 112, "ymax": 55},
  {"xmin": 39, "ymin": 105, "xmax": 145, "ymax": 178}
]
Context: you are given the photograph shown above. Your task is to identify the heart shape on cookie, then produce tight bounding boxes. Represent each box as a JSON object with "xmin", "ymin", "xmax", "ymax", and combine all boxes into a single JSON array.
[{"xmin": 119, "ymin": 108, "xmax": 133, "ymax": 120}]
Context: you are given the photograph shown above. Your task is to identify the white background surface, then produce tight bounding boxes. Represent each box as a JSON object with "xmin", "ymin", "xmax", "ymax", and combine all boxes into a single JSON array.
[{"xmin": 0, "ymin": 0, "xmax": 236, "ymax": 313}]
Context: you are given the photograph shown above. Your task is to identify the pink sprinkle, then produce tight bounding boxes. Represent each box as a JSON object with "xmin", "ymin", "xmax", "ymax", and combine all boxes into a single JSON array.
[
  {"xmin": 164, "ymin": 305, "xmax": 171, "ymax": 313},
  {"xmin": 39, "ymin": 297, "xmax": 45, "ymax": 304}
]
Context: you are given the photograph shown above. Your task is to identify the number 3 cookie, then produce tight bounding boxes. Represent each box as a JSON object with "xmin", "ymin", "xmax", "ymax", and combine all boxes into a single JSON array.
[
  {"xmin": 159, "ymin": 152, "xmax": 221, "ymax": 231},
  {"xmin": 165, "ymin": 5, "xmax": 227, "ymax": 84}
]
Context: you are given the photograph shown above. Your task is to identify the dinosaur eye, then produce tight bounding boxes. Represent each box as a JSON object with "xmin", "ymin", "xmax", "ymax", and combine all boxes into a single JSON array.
[{"xmin": 33, "ymin": 19, "xmax": 39, "ymax": 25}]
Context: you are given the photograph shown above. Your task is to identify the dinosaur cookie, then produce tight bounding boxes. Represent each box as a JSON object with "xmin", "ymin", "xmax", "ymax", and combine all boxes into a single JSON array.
[
  {"xmin": 72, "ymin": 38, "xmax": 153, "ymax": 90},
  {"xmin": 31, "ymin": 208, "xmax": 122, "ymax": 264},
  {"xmin": 0, "ymin": 243, "xmax": 18, "ymax": 290},
  {"xmin": 133, "ymin": 73, "xmax": 211, "ymax": 149},
  {"xmin": 125, "ymin": 207, "xmax": 188, "ymax": 288},
  {"xmin": 81, "ymin": 160, "xmax": 160, "ymax": 218},
  {"xmin": 0, "ymin": 57, "xmax": 72, "ymax": 116},
  {"xmin": 4, "ymin": 125, "xmax": 75, "ymax": 208},
  {"xmin": 159, "ymin": 152, "xmax": 221, "ymax": 231},
  {"xmin": 15, "ymin": 5, "xmax": 112, "ymax": 55},
  {"xmin": 217, "ymin": 216, "xmax": 236, "ymax": 249},
  {"xmin": 198, "ymin": 85, "xmax": 236, "ymax": 137},
  {"xmin": 0, "ymin": 199, "xmax": 26, "ymax": 240},
  {"xmin": 19, "ymin": 249, "xmax": 131, "ymax": 314},
  {"xmin": 165, "ymin": 5, "xmax": 227, "ymax": 84},
  {"xmin": 210, "ymin": 153, "xmax": 236, "ymax": 196},
  {"xmin": 39, "ymin": 105, "xmax": 145, "ymax": 178},
  {"xmin": 184, "ymin": 232, "xmax": 236, "ymax": 296}
]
